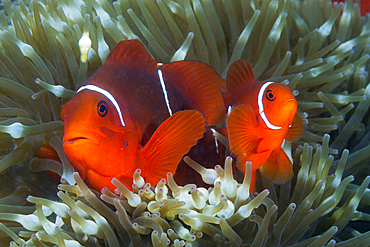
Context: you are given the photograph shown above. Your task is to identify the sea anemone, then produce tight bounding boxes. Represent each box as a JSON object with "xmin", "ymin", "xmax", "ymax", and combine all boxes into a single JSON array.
[
  {"xmin": 1, "ymin": 136, "xmax": 370, "ymax": 246},
  {"xmin": 0, "ymin": 0, "xmax": 370, "ymax": 246}
]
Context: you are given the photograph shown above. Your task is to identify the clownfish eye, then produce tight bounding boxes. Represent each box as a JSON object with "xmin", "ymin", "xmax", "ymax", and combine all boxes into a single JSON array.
[
  {"xmin": 97, "ymin": 100, "xmax": 108, "ymax": 117},
  {"xmin": 266, "ymin": 90, "xmax": 276, "ymax": 101}
]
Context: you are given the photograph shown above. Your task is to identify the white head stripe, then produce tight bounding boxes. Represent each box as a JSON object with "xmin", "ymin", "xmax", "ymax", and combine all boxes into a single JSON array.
[
  {"xmin": 77, "ymin": 84, "xmax": 126, "ymax": 127},
  {"xmin": 257, "ymin": 82, "xmax": 282, "ymax": 130},
  {"xmin": 157, "ymin": 69, "xmax": 173, "ymax": 116}
]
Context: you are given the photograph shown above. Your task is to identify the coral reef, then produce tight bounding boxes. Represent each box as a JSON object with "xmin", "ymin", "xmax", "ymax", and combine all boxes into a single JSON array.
[{"xmin": 0, "ymin": 0, "xmax": 370, "ymax": 246}]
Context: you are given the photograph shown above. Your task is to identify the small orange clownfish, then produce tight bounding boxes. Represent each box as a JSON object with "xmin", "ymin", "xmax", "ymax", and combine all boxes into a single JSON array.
[
  {"xmin": 60, "ymin": 40, "xmax": 226, "ymax": 192},
  {"xmin": 223, "ymin": 60, "xmax": 304, "ymax": 186}
]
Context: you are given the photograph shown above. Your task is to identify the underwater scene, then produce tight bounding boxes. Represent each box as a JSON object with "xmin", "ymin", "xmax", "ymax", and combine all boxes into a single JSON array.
[{"xmin": 1, "ymin": 0, "xmax": 370, "ymax": 246}]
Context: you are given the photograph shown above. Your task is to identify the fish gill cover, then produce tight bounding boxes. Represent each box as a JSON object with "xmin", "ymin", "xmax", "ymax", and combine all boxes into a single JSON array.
[{"xmin": 0, "ymin": 0, "xmax": 370, "ymax": 246}]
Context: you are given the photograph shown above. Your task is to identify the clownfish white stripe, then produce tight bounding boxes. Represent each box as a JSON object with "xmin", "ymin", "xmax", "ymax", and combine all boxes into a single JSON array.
[
  {"xmin": 157, "ymin": 68, "xmax": 173, "ymax": 116},
  {"xmin": 257, "ymin": 82, "xmax": 282, "ymax": 130},
  {"xmin": 77, "ymin": 84, "xmax": 126, "ymax": 127}
]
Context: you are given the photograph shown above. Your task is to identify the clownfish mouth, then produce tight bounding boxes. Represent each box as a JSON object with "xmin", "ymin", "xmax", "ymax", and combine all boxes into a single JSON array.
[
  {"xmin": 63, "ymin": 131, "xmax": 100, "ymax": 145},
  {"xmin": 280, "ymin": 98, "xmax": 296, "ymax": 105},
  {"xmin": 64, "ymin": 137, "xmax": 88, "ymax": 143},
  {"xmin": 281, "ymin": 99, "xmax": 297, "ymax": 112}
]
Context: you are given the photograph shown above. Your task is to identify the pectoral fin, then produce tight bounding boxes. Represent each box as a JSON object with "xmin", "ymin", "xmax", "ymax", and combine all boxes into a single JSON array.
[
  {"xmin": 286, "ymin": 112, "xmax": 304, "ymax": 142},
  {"xmin": 142, "ymin": 110, "xmax": 206, "ymax": 185},
  {"xmin": 227, "ymin": 104, "xmax": 261, "ymax": 156}
]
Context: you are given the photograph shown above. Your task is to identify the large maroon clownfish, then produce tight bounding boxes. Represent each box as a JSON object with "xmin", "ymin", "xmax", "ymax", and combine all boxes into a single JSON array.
[{"xmin": 59, "ymin": 40, "xmax": 226, "ymax": 192}]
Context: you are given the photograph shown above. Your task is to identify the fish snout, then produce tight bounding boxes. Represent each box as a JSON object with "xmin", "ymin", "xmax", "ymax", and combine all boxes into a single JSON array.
[
  {"xmin": 283, "ymin": 98, "xmax": 297, "ymax": 109},
  {"xmin": 279, "ymin": 99, "xmax": 297, "ymax": 120}
]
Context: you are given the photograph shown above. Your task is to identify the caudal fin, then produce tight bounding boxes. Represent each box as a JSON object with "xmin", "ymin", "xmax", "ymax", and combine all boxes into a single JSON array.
[{"xmin": 141, "ymin": 110, "xmax": 206, "ymax": 185}]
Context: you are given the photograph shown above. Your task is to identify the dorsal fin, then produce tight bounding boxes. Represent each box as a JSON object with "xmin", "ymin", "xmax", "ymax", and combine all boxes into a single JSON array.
[
  {"xmin": 161, "ymin": 61, "xmax": 227, "ymax": 126},
  {"xmin": 226, "ymin": 60, "xmax": 255, "ymax": 94},
  {"xmin": 105, "ymin": 40, "xmax": 155, "ymax": 68}
]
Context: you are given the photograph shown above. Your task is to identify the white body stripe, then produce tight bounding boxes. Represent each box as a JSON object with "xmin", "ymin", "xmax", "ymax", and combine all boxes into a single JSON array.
[
  {"xmin": 77, "ymin": 84, "xmax": 126, "ymax": 127},
  {"xmin": 157, "ymin": 68, "xmax": 173, "ymax": 116},
  {"xmin": 257, "ymin": 82, "xmax": 282, "ymax": 130}
]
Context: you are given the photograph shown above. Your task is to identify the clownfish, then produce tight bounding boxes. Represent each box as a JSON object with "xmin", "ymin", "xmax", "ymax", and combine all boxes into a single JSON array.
[
  {"xmin": 60, "ymin": 40, "xmax": 226, "ymax": 192},
  {"xmin": 223, "ymin": 60, "xmax": 304, "ymax": 185}
]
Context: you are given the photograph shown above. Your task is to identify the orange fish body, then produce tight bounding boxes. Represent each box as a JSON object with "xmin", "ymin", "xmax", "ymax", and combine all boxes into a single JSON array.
[
  {"xmin": 224, "ymin": 60, "xmax": 304, "ymax": 185},
  {"xmin": 61, "ymin": 40, "xmax": 226, "ymax": 192}
]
